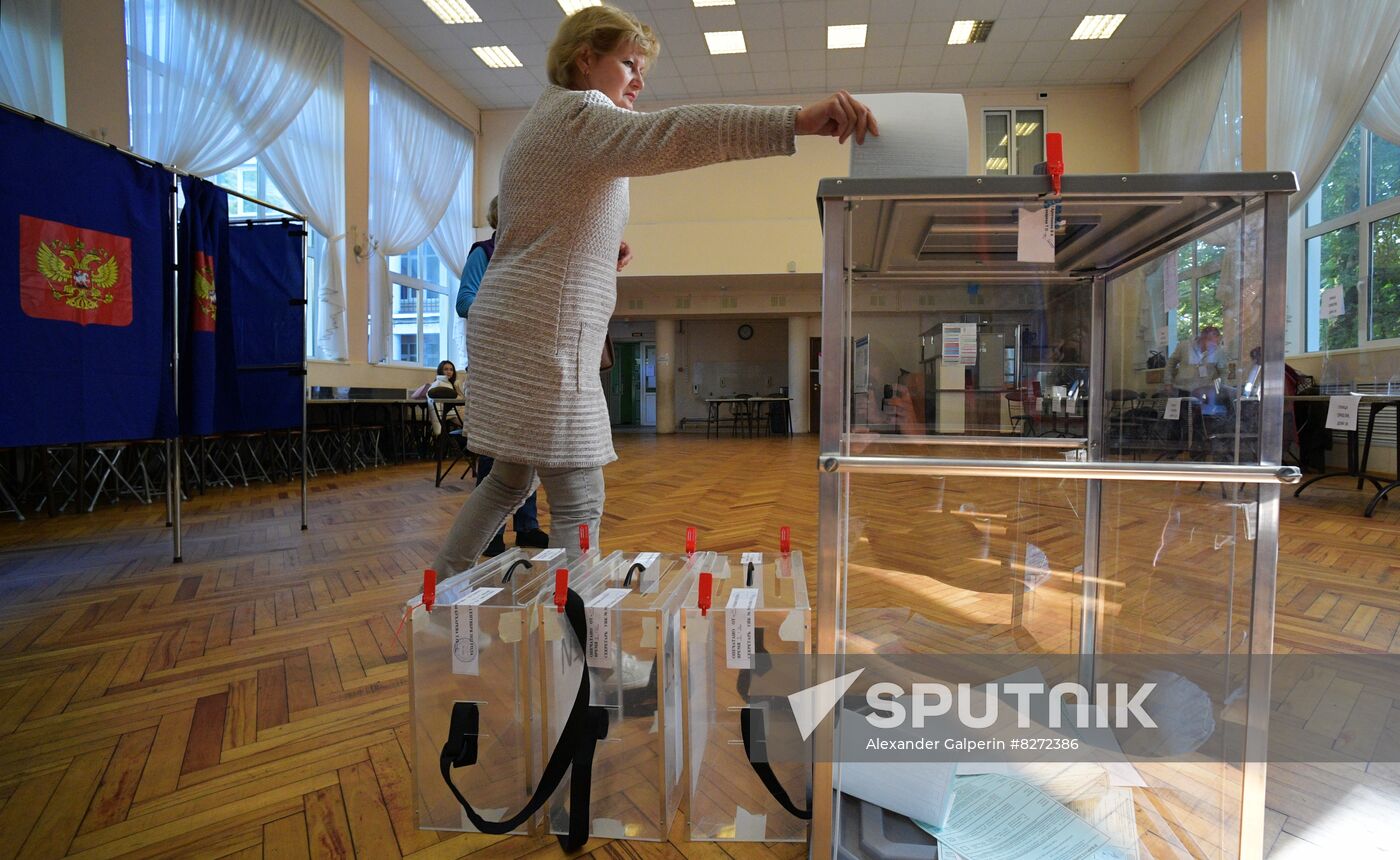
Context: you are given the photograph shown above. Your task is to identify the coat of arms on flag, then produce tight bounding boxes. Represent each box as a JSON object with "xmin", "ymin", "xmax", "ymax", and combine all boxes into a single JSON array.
[
  {"xmin": 193, "ymin": 251, "xmax": 217, "ymax": 332},
  {"xmin": 20, "ymin": 215, "xmax": 134, "ymax": 327}
]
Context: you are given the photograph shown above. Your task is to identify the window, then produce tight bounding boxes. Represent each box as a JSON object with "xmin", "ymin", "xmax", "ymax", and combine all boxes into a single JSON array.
[
  {"xmin": 1174, "ymin": 238, "xmax": 1226, "ymax": 347},
  {"xmin": 983, "ymin": 109, "xmax": 1045, "ymax": 175},
  {"xmin": 1302, "ymin": 125, "xmax": 1400, "ymax": 351},
  {"xmin": 388, "ymin": 241, "xmax": 453, "ymax": 368},
  {"xmin": 212, "ymin": 156, "xmax": 326, "ymax": 359}
]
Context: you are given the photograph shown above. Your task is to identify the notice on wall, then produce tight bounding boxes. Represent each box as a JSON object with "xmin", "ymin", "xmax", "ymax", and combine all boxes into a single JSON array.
[
  {"xmin": 943, "ymin": 323, "xmax": 978, "ymax": 366},
  {"xmin": 854, "ymin": 335, "xmax": 871, "ymax": 393},
  {"xmin": 1325, "ymin": 394, "xmax": 1362, "ymax": 431},
  {"xmin": 1320, "ymin": 285, "xmax": 1346, "ymax": 320},
  {"xmin": 1163, "ymin": 397, "xmax": 1183, "ymax": 420},
  {"xmin": 1017, "ymin": 206, "xmax": 1057, "ymax": 263}
]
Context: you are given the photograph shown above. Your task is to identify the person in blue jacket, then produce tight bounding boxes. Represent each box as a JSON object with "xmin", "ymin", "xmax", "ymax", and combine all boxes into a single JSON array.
[{"xmin": 457, "ymin": 196, "xmax": 549, "ymax": 556}]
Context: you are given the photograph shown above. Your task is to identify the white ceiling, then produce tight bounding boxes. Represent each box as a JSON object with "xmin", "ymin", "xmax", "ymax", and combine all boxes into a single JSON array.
[{"xmin": 351, "ymin": 0, "xmax": 1210, "ymax": 110}]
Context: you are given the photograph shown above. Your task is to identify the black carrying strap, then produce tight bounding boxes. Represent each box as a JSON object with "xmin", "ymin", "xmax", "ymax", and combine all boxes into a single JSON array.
[
  {"xmin": 439, "ymin": 588, "xmax": 608, "ymax": 851},
  {"xmin": 740, "ymin": 706, "xmax": 812, "ymax": 820},
  {"xmin": 735, "ymin": 627, "xmax": 811, "ymax": 820}
]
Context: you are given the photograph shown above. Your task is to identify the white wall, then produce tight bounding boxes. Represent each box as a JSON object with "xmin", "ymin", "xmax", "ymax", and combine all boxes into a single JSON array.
[{"xmin": 673, "ymin": 318, "xmax": 789, "ymax": 426}]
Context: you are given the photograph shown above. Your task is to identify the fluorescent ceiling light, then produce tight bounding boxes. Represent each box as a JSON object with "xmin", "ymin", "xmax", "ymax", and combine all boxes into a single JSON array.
[
  {"xmin": 705, "ymin": 30, "xmax": 747, "ymax": 55},
  {"xmin": 474, "ymin": 45, "xmax": 523, "ymax": 68},
  {"xmin": 827, "ymin": 24, "xmax": 867, "ymax": 49},
  {"xmin": 948, "ymin": 20, "xmax": 993, "ymax": 45},
  {"xmin": 986, "ymin": 157, "xmax": 1009, "ymax": 171},
  {"xmin": 1071, "ymin": 14, "xmax": 1126, "ymax": 40},
  {"xmin": 557, "ymin": 0, "xmax": 601, "ymax": 14},
  {"xmin": 423, "ymin": 0, "xmax": 481, "ymax": 24},
  {"xmin": 693, "ymin": 0, "xmax": 736, "ymax": 6},
  {"xmin": 1015, "ymin": 121, "xmax": 1040, "ymax": 136}
]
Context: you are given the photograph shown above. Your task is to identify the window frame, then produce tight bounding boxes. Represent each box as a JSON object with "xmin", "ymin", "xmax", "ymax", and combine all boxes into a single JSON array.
[
  {"xmin": 1173, "ymin": 239, "xmax": 1227, "ymax": 351},
  {"xmin": 387, "ymin": 258, "xmax": 451, "ymax": 369},
  {"xmin": 1301, "ymin": 125, "xmax": 1400, "ymax": 353},
  {"xmin": 981, "ymin": 107, "xmax": 1047, "ymax": 176}
]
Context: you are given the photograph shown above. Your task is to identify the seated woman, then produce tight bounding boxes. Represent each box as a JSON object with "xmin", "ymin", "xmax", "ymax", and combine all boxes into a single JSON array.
[{"xmin": 425, "ymin": 360, "xmax": 464, "ymax": 436}]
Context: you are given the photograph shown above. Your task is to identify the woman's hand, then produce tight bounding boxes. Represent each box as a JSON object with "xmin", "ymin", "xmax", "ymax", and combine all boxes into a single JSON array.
[
  {"xmin": 617, "ymin": 241, "xmax": 633, "ymax": 271},
  {"xmin": 796, "ymin": 91, "xmax": 878, "ymax": 145}
]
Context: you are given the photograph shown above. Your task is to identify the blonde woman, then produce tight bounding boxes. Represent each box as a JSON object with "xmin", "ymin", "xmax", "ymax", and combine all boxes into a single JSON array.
[{"xmin": 433, "ymin": 5, "xmax": 876, "ymax": 573}]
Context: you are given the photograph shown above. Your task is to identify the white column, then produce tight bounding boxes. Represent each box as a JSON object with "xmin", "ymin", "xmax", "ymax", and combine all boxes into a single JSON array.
[
  {"xmin": 788, "ymin": 316, "xmax": 809, "ymax": 433},
  {"xmin": 656, "ymin": 318, "xmax": 677, "ymax": 434}
]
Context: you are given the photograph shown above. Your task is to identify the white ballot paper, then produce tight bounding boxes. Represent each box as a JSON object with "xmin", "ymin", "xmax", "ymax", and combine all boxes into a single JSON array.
[
  {"xmin": 917, "ymin": 773, "xmax": 1114, "ymax": 860},
  {"xmin": 849, "ymin": 92, "xmax": 967, "ymax": 178},
  {"xmin": 838, "ymin": 708, "xmax": 957, "ymax": 827},
  {"xmin": 1325, "ymin": 394, "xmax": 1361, "ymax": 431},
  {"xmin": 1018, "ymin": 206, "xmax": 1057, "ymax": 263}
]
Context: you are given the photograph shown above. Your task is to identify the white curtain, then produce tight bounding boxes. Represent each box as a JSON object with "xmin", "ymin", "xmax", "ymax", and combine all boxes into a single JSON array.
[
  {"xmin": 368, "ymin": 64, "xmax": 473, "ymax": 363},
  {"xmin": 1269, "ymin": 0, "xmax": 1400, "ymax": 211},
  {"xmin": 1201, "ymin": 31, "xmax": 1242, "ymax": 172},
  {"xmin": 1139, "ymin": 19, "xmax": 1240, "ymax": 173},
  {"xmin": 1362, "ymin": 54, "xmax": 1400, "ymax": 144},
  {"xmin": 428, "ymin": 162, "xmax": 476, "ymax": 369},
  {"xmin": 260, "ymin": 57, "xmax": 348, "ymax": 361},
  {"xmin": 0, "ymin": 0, "xmax": 63, "ymax": 123},
  {"xmin": 127, "ymin": 0, "xmax": 339, "ymax": 176}
]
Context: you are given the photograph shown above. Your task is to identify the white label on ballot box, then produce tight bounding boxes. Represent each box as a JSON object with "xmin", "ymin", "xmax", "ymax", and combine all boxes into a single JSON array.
[
  {"xmin": 585, "ymin": 587, "xmax": 631, "ymax": 669},
  {"xmin": 1164, "ymin": 397, "xmax": 1182, "ymax": 420},
  {"xmin": 1325, "ymin": 395, "xmax": 1362, "ymax": 431},
  {"xmin": 1017, "ymin": 206, "xmax": 1056, "ymax": 263},
  {"xmin": 452, "ymin": 586, "xmax": 503, "ymax": 676},
  {"xmin": 726, "ymin": 587, "xmax": 759, "ymax": 669}
]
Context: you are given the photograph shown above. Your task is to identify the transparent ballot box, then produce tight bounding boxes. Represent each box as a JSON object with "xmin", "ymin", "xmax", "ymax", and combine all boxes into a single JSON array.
[
  {"xmin": 683, "ymin": 546, "xmax": 812, "ymax": 843},
  {"xmin": 813, "ymin": 174, "xmax": 1299, "ymax": 860},
  {"xmin": 408, "ymin": 546, "xmax": 595, "ymax": 837},
  {"xmin": 536, "ymin": 550, "xmax": 712, "ymax": 841}
]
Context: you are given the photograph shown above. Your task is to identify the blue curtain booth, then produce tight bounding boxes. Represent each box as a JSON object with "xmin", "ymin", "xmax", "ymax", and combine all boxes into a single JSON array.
[
  {"xmin": 0, "ymin": 110, "xmax": 175, "ymax": 446},
  {"xmin": 178, "ymin": 176, "xmax": 232, "ymax": 437},
  {"xmin": 223, "ymin": 220, "xmax": 304, "ymax": 432}
]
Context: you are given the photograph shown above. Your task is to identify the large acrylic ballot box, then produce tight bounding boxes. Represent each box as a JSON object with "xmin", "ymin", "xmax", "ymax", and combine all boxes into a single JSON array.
[
  {"xmin": 684, "ymin": 550, "xmax": 812, "ymax": 843},
  {"xmin": 812, "ymin": 174, "xmax": 1300, "ymax": 859},
  {"xmin": 537, "ymin": 550, "xmax": 712, "ymax": 841},
  {"xmin": 409, "ymin": 547, "xmax": 589, "ymax": 834}
]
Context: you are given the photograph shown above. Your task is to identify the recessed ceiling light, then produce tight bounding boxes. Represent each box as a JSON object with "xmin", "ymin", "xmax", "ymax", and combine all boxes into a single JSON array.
[
  {"xmin": 473, "ymin": 45, "xmax": 523, "ymax": 68},
  {"xmin": 693, "ymin": 0, "xmax": 736, "ymax": 6},
  {"xmin": 704, "ymin": 30, "xmax": 747, "ymax": 55},
  {"xmin": 1015, "ymin": 120, "xmax": 1040, "ymax": 136},
  {"xmin": 948, "ymin": 20, "xmax": 994, "ymax": 45},
  {"xmin": 986, "ymin": 157, "xmax": 1009, "ymax": 171},
  {"xmin": 423, "ymin": 0, "xmax": 480, "ymax": 24},
  {"xmin": 557, "ymin": 0, "xmax": 601, "ymax": 14},
  {"xmin": 1071, "ymin": 14, "xmax": 1126, "ymax": 40},
  {"xmin": 827, "ymin": 24, "xmax": 867, "ymax": 50}
]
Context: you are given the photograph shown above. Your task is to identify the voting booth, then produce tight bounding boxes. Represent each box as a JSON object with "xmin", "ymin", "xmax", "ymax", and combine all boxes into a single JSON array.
[
  {"xmin": 683, "ymin": 540, "xmax": 813, "ymax": 843},
  {"xmin": 812, "ymin": 174, "xmax": 1299, "ymax": 859}
]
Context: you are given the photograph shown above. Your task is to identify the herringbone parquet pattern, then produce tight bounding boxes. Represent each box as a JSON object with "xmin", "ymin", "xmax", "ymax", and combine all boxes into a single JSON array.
[{"xmin": 0, "ymin": 434, "xmax": 1395, "ymax": 858}]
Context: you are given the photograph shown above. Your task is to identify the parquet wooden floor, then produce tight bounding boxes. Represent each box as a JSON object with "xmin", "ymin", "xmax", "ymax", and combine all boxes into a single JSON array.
[{"xmin": 0, "ymin": 434, "xmax": 1396, "ymax": 859}]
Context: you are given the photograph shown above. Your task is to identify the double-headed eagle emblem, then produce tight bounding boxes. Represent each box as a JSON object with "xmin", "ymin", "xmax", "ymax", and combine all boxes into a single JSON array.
[
  {"xmin": 35, "ymin": 237, "xmax": 120, "ymax": 311},
  {"xmin": 194, "ymin": 254, "xmax": 217, "ymax": 324}
]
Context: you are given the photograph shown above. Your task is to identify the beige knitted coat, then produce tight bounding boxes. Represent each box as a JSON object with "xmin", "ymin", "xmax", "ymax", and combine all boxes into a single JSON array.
[{"xmin": 465, "ymin": 85, "xmax": 799, "ymax": 468}]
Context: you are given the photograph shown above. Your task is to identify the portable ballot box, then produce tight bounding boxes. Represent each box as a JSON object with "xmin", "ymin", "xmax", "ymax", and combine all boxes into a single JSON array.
[
  {"xmin": 683, "ymin": 545, "xmax": 812, "ymax": 843},
  {"xmin": 409, "ymin": 546, "xmax": 591, "ymax": 834},
  {"xmin": 536, "ymin": 550, "xmax": 715, "ymax": 841}
]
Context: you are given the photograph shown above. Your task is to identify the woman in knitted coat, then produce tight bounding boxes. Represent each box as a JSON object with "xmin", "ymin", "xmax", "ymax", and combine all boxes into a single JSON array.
[{"xmin": 433, "ymin": 4, "xmax": 876, "ymax": 573}]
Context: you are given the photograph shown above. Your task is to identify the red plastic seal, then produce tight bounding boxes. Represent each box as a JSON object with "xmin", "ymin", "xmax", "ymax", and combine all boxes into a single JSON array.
[
  {"xmin": 686, "ymin": 526, "xmax": 697, "ymax": 556},
  {"xmin": 698, "ymin": 572, "xmax": 713, "ymax": 617},
  {"xmin": 423, "ymin": 569, "xmax": 437, "ymax": 613},
  {"xmin": 579, "ymin": 524, "xmax": 590, "ymax": 553},
  {"xmin": 554, "ymin": 568, "xmax": 569, "ymax": 613},
  {"xmin": 779, "ymin": 526, "xmax": 791, "ymax": 555}
]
